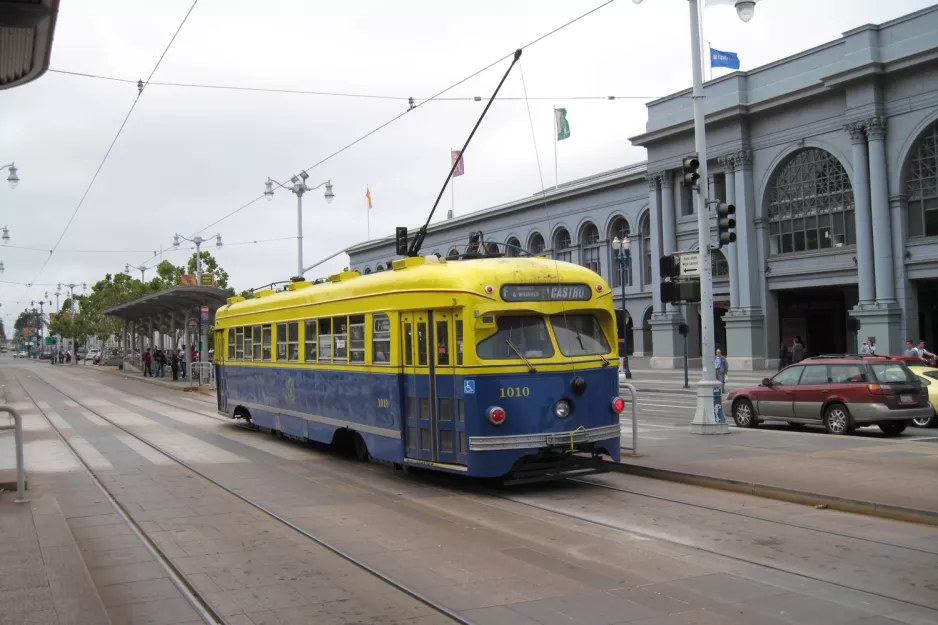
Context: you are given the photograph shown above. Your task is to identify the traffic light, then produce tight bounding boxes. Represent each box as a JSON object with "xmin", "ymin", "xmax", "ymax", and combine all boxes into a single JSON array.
[
  {"xmin": 659, "ymin": 254, "xmax": 681, "ymax": 279},
  {"xmin": 661, "ymin": 279, "xmax": 702, "ymax": 305},
  {"xmin": 682, "ymin": 154, "xmax": 700, "ymax": 185},
  {"xmin": 716, "ymin": 203, "xmax": 737, "ymax": 247},
  {"xmin": 395, "ymin": 227, "xmax": 408, "ymax": 255}
]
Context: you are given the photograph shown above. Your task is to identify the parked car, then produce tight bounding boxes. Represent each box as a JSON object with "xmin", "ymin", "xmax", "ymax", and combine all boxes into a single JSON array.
[
  {"xmin": 907, "ymin": 365, "xmax": 938, "ymax": 428},
  {"xmin": 98, "ymin": 350, "xmax": 123, "ymax": 366},
  {"xmin": 724, "ymin": 355, "xmax": 931, "ymax": 436},
  {"xmin": 84, "ymin": 350, "xmax": 100, "ymax": 364}
]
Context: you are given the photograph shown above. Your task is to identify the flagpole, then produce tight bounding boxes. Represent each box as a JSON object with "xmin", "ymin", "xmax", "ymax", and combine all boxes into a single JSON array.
[
  {"xmin": 707, "ymin": 41, "xmax": 712, "ymax": 81},
  {"xmin": 553, "ymin": 106, "xmax": 559, "ymax": 189},
  {"xmin": 451, "ymin": 148, "xmax": 455, "ymax": 219},
  {"xmin": 366, "ymin": 186, "xmax": 371, "ymax": 240}
]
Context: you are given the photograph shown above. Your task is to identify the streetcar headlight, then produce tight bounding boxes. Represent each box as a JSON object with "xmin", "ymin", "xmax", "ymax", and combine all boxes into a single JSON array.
[
  {"xmin": 554, "ymin": 400, "xmax": 571, "ymax": 418},
  {"xmin": 487, "ymin": 406, "xmax": 506, "ymax": 425}
]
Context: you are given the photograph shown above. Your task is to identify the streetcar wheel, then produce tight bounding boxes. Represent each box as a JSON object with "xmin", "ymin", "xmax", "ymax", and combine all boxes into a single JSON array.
[{"xmin": 352, "ymin": 432, "xmax": 370, "ymax": 462}]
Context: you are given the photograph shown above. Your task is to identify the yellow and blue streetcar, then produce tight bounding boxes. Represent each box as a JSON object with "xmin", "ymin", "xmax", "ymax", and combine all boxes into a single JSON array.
[{"xmin": 213, "ymin": 252, "xmax": 625, "ymax": 482}]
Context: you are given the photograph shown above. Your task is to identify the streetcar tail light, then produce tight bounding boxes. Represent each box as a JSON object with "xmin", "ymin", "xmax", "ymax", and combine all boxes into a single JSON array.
[
  {"xmin": 611, "ymin": 397, "xmax": 626, "ymax": 413},
  {"xmin": 487, "ymin": 406, "xmax": 506, "ymax": 425}
]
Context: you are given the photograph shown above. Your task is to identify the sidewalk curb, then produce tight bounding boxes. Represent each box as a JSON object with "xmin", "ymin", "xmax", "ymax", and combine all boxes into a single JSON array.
[
  {"xmin": 81, "ymin": 366, "xmax": 215, "ymax": 397},
  {"xmin": 607, "ymin": 461, "xmax": 938, "ymax": 527}
]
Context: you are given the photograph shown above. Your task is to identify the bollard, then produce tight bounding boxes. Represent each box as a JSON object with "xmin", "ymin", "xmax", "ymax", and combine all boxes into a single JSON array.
[
  {"xmin": 0, "ymin": 405, "xmax": 27, "ymax": 502},
  {"xmin": 620, "ymin": 383, "xmax": 639, "ymax": 456}
]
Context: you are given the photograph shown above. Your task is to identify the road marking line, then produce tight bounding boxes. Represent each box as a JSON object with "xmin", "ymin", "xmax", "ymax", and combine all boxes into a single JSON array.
[
  {"xmin": 69, "ymin": 435, "xmax": 114, "ymax": 470},
  {"xmin": 114, "ymin": 434, "xmax": 175, "ymax": 465}
]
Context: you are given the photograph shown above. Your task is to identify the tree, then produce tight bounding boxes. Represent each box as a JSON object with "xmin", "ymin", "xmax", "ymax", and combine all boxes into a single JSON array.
[
  {"xmin": 0, "ymin": 319, "xmax": 6, "ymax": 343},
  {"xmin": 155, "ymin": 259, "xmax": 184, "ymax": 289},
  {"xmin": 186, "ymin": 251, "xmax": 229, "ymax": 289}
]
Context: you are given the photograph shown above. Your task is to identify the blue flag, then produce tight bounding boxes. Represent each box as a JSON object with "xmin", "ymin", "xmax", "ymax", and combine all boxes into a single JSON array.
[{"xmin": 710, "ymin": 47, "xmax": 740, "ymax": 70}]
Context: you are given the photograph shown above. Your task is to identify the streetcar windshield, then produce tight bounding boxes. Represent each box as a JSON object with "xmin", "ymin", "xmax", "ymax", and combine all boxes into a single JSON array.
[
  {"xmin": 550, "ymin": 314, "xmax": 610, "ymax": 357},
  {"xmin": 476, "ymin": 315, "xmax": 555, "ymax": 360}
]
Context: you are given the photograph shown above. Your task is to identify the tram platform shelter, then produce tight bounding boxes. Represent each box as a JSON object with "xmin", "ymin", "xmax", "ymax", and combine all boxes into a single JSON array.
[{"xmin": 104, "ymin": 285, "xmax": 231, "ymax": 369}]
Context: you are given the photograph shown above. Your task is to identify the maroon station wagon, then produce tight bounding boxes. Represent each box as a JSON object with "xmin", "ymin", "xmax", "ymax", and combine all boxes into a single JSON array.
[{"xmin": 724, "ymin": 355, "xmax": 931, "ymax": 436}]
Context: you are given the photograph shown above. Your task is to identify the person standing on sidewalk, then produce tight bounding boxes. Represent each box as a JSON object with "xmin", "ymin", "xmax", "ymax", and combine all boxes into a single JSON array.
[
  {"xmin": 714, "ymin": 349, "xmax": 728, "ymax": 394},
  {"xmin": 143, "ymin": 349, "xmax": 152, "ymax": 377},
  {"xmin": 860, "ymin": 338, "xmax": 876, "ymax": 355},
  {"xmin": 791, "ymin": 337, "xmax": 805, "ymax": 363}
]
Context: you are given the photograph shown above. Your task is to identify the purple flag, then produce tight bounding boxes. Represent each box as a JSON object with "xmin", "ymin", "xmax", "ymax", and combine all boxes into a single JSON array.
[{"xmin": 451, "ymin": 150, "xmax": 464, "ymax": 177}]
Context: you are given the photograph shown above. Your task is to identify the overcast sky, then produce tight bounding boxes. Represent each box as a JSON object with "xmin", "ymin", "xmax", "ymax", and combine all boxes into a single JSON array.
[{"xmin": 2, "ymin": 0, "xmax": 934, "ymax": 329}]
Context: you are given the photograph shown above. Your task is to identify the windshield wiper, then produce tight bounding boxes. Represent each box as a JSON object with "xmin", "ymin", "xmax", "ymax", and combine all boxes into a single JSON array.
[{"xmin": 505, "ymin": 339, "xmax": 537, "ymax": 373}]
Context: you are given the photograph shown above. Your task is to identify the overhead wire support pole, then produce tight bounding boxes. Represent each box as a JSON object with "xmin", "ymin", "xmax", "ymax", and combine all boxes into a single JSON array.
[
  {"xmin": 687, "ymin": 0, "xmax": 728, "ymax": 435},
  {"xmin": 408, "ymin": 49, "xmax": 523, "ymax": 257}
]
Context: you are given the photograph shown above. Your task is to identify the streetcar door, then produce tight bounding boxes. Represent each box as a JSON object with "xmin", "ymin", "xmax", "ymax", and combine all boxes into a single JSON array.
[
  {"xmin": 433, "ymin": 309, "xmax": 460, "ymax": 465},
  {"xmin": 215, "ymin": 329, "xmax": 227, "ymax": 413},
  {"xmin": 401, "ymin": 312, "xmax": 433, "ymax": 461}
]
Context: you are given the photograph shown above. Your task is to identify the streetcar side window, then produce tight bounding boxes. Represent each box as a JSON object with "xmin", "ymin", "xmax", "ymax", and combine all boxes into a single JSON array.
[
  {"xmin": 437, "ymin": 320, "xmax": 449, "ymax": 366},
  {"xmin": 333, "ymin": 317, "xmax": 348, "ymax": 363},
  {"xmin": 227, "ymin": 329, "xmax": 235, "ymax": 360},
  {"xmin": 373, "ymin": 314, "xmax": 391, "ymax": 364},
  {"xmin": 417, "ymin": 322, "xmax": 428, "ymax": 366},
  {"xmin": 235, "ymin": 328, "xmax": 244, "ymax": 360},
  {"xmin": 349, "ymin": 315, "xmax": 365, "ymax": 363},
  {"xmin": 455, "ymin": 320, "xmax": 463, "ymax": 365},
  {"xmin": 288, "ymin": 322, "xmax": 299, "ymax": 361},
  {"xmin": 252, "ymin": 326, "xmax": 262, "ymax": 360},
  {"xmin": 304, "ymin": 320, "xmax": 317, "ymax": 362},
  {"xmin": 549, "ymin": 314, "xmax": 610, "ymax": 357},
  {"xmin": 276, "ymin": 324, "xmax": 287, "ymax": 361},
  {"xmin": 476, "ymin": 315, "xmax": 554, "ymax": 360},
  {"xmin": 318, "ymin": 318, "xmax": 332, "ymax": 362},
  {"xmin": 245, "ymin": 327, "xmax": 254, "ymax": 360},
  {"xmin": 404, "ymin": 323, "xmax": 413, "ymax": 365},
  {"xmin": 262, "ymin": 325, "xmax": 272, "ymax": 361}
]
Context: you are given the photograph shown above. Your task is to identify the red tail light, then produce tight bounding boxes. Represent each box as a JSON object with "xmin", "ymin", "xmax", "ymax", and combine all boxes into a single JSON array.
[
  {"xmin": 487, "ymin": 406, "xmax": 506, "ymax": 425},
  {"xmin": 611, "ymin": 397, "xmax": 626, "ymax": 413},
  {"xmin": 867, "ymin": 384, "xmax": 895, "ymax": 396}
]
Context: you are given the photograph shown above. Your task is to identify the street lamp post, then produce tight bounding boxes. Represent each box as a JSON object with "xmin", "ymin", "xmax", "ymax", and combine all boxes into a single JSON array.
[
  {"xmin": 173, "ymin": 232, "xmax": 223, "ymax": 363},
  {"xmin": 27, "ymin": 300, "xmax": 50, "ymax": 358},
  {"xmin": 52, "ymin": 287, "xmax": 62, "ymax": 362},
  {"xmin": 611, "ymin": 236, "xmax": 632, "ymax": 379},
  {"xmin": 125, "ymin": 263, "xmax": 151, "ymax": 282},
  {"xmin": 61, "ymin": 283, "xmax": 85, "ymax": 365},
  {"xmin": 264, "ymin": 172, "xmax": 334, "ymax": 279},
  {"xmin": 633, "ymin": 0, "xmax": 757, "ymax": 433}
]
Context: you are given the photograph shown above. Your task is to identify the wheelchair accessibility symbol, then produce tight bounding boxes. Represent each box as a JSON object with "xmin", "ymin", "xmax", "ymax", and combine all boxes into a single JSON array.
[{"xmin": 463, "ymin": 380, "xmax": 476, "ymax": 395}]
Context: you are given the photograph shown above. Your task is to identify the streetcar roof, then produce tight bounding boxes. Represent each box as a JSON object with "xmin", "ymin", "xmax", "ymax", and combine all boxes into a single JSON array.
[{"xmin": 216, "ymin": 256, "xmax": 609, "ymax": 320}]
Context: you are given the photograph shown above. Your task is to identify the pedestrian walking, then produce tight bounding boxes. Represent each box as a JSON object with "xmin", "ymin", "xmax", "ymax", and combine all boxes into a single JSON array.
[
  {"xmin": 791, "ymin": 337, "xmax": 805, "ymax": 363},
  {"xmin": 170, "ymin": 351, "xmax": 180, "ymax": 381},
  {"xmin": 143, "ymin": 349, "xmax": 152, "ymax": 377},
  {"xmin": 714, "ymin": 349, "xmax": 729, "ymax": 394}
]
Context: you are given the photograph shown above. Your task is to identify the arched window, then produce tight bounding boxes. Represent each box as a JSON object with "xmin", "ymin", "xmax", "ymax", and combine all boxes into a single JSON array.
[
  {"xmin": 712, "ymin": 249, "xmax": 729, "ymax": 280},
  {"xmin": 528, "ymin": 232, "xmax": 545, "ymax": 255},
  {"xmin": 640, "ymin": 214, "xmax": 651, "ymax": 285},
  {"xmin": 579, "ymin": 222, "xmax": 601, "ymax": 275},
  {"xmin": 432, "ymin": 251, "xmax": 441, "ymax": 258},
  {"xmin": 609, "ymin": 216, "xmax": 632, "ymax": 288},
  {"xmin": 447, "ymin": 247, "xmax": 460, "ymax": 258},
  {"xmin": 907, "ymin": 121, "xmax": 938, "ymax": 238},
  {"xmin": 505, "ymin": 236, "xmax": 521, "ymax": 257},
  {"xmin": 553, "ymin": 228, "xmax": 573, "ymax": 263},
  {"xmin": 375, "ymin": 264, "xmax": 385, "ymax": 272},
  {"xmin": 363, "ymin": 267, "xmax": 372, "ymax": 275},
  {"xmin": 767, "ymin": 148, "xmax": 855, "ymax": 255}
]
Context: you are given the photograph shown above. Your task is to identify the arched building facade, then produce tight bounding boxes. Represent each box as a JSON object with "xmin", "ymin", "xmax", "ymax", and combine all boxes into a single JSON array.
[{"xmin": 347, "ymin": 6, "xmax": 938, "ymax": 369}]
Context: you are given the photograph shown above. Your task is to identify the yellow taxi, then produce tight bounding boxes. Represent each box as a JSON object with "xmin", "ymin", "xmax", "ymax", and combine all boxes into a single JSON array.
[{"xmin": 908, "ymin": 365, "xmax": 938, "ymax": 428}]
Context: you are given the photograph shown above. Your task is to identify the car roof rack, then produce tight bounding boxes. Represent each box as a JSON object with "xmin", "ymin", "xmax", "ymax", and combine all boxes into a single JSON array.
[{"xmin": 802, "ymin": 353, "xmax": 894, "ymax": 361}]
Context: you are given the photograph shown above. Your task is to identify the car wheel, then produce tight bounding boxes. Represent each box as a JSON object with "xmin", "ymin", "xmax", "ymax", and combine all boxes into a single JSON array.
[
  {"xmin": 911, "ymin": 412, "xmax": 937, "ymax": 428},
  {"xmin": 878, "ymin": 421, "xmax": 907, "ymax": 437},
  {"xmin": 823, "ymin": 404, "xmax": 853, "ymax": 435},
  {"xmin": 733, "ymin": 399, "xmax": 757, "ymax": 428}
]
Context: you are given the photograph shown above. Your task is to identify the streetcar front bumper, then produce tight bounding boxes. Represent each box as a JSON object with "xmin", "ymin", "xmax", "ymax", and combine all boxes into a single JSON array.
[{"xmin": 468, "ymin": 423, "xmax": 620, "ymax": 452}]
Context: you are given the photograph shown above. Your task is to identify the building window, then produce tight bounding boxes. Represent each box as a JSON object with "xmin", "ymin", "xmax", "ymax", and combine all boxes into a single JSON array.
[
  {"xmin": 363, "ymin": 267, "xmax": 372, "ymax": 275},
  {"xmin": 608, "ymin": 217, "xmax": 632, "ymax": 288},
  {"xmin": 579, "ymin": 222, "xmax": 601, "ymax": 275},
  {"xmin": 528, "ymin": 232, "xmax": 545, "ymax": 255},
  {"xmin": 713, "ymin": 173, "xmax": 727, "ymax": 203},
  {"xmin": 641, "ymin": 214, "xmax": 651, "ymax": 286},
  {"xmin": 681, "ymin": 183, "xmax": 694, "ymax": 216},
  {"xmin": 553, "ymin": 228, "xmax": 573, "ymax": 263},
  {"xmin": 505, "ymin": 236, "xmax": 521, "ymax": 257},
  {"xmin": 712, "ymin": 250, "xmax": 729, "ymax": 281},
  {"xmin": 767, "ymin": 148, "xmax": 855, "ymax": 255},
  {"xmin": 908, "ymin": 121, "xmax": 938, "ymax": 238},
  {"xmin": 448, "ymin": 248, "xmax": 459, "ymax": 258},
  {"xmin": 375, "ymin": 264, "xmax": 384, "ymax": 272}
]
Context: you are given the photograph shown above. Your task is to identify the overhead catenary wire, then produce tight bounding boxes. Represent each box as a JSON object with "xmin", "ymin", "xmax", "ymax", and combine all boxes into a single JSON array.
[
  {"xmin": 22, "ymin": 0, "xmax": 201, "ymax": 295},
  {"xmin": 48, "ymin": 68, "xmax": 660, "ymax": 101},
  {"xmin": 4, "ymin": 236, "xmax": 293, "ymax": 255}
]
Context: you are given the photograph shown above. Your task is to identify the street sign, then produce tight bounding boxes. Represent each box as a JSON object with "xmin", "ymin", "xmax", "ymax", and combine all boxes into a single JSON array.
[
  {"xmin": 187, "ymin": 319, "xmax": 198, "ymax": 332},
  {"xmin": 45, "ymin": 337, "xmax": 55, "ymax": 345},
  {"xmin": 199, "ymin": 274, "xmax": 215, "ymax": 287},
  {"xmin": 180, "ymin": 274, "xmax": 197, "ymax": 286},
  {"xmin": 200, "ymin": 305, "xmax": 209, "ymax": 322},
  {"xmin": 679, "ymin": 253, "xmax": 699, "ymax": 277}
]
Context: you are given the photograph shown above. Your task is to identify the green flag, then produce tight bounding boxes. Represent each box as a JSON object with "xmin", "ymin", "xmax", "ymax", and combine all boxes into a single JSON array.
[{"xmin": 555, "ymin": 107, "xmax": 570, "ymax": 141}]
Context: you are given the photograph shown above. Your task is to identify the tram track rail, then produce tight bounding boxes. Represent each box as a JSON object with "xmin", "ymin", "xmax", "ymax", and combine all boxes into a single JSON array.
[
  {"xmin": 14, "ymin": 368, "xmax": 472, "ymax": 625},
  {"xmin": 56, "ymin": 367, "xmax": 938, "ymax": 617}
]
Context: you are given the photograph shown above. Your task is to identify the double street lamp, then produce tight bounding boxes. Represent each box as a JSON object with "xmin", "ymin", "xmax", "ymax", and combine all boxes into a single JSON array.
[
  {"xmin": 173, "ymin": 232, "xmax": 223, "ymax": 363},
  {"xmin": 633, "ymin": 0, "xmax": 758, "ymax": 433},
  {"xmin": 125, "ymin": 262, "xmax": 153, "ymax": 282},
  {"xmin": 264, "ymin": 172, "xmax": 334, "ymax": 279},
  {"xmin": 611, "ymin": 236, "xmax": 632, "ymax": 379}
]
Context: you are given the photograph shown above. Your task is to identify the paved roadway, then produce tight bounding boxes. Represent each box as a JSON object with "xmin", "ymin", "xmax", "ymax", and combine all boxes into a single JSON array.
[{"xmin": 2, "ymin": 358, "xmax": 938, "ymax": 625}]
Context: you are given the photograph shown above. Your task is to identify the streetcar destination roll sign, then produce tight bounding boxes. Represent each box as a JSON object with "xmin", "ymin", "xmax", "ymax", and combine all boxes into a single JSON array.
[{"xmin": 500, "ymin": 283, "xmax": 592, "ymax": 302}]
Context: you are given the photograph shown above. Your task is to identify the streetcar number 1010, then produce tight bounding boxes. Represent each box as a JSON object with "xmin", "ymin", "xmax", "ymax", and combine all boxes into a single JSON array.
[{"xmin": 499, "ymin": 387, "xmax": 531, "ymax": 398}]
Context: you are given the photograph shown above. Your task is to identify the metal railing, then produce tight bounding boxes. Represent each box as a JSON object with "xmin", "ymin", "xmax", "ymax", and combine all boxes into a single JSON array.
[
  {"xmin": 189, "ymin": 362, "xmax": 215, "ymax": 389},
  {"xmin": 0, "ymin": 405, "xmax": 27, "ymax": 502},
  {"xmin": 620, "ymin": 382, "xmax": 638, "ymax": 456}
]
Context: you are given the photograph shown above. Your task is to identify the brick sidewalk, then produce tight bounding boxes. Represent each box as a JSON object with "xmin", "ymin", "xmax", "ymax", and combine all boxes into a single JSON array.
[{"xmin": 618, "ymin": 426, "xmax": 938, "ymax": 523}]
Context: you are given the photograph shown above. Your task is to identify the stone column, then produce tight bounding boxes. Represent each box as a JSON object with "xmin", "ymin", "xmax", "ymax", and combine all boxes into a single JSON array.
[
  {"xmin": 867, "ymin": 116, "xmax": 896, "ymax": 304},
  {"xmin": 890, "ymin": 194, "xmax": 914, "ymax": 343},
  {"xmin": 649, "ymin": 170, "xmax": 685, "ymax": 368},
  {"xmin": 648, "ymin": 174, "xmax": 663, "ymax": 314},
  {"xmin": 720, "ymin": 155, "xmax": 740, "ymax": 311},
  {"xmin": 847, "ymin": 121, "xmax": 875, "ymax": 306},
  {"xmin": 660, "ymin": 173, "xmax": 677, "ymax": 313}
]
